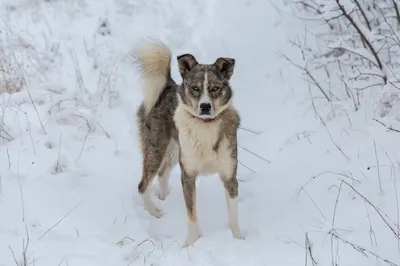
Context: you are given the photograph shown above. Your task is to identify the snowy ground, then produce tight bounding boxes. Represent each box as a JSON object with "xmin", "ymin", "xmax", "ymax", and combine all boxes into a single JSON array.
[{"xmin": 1, "ymin": 0, "xmax": 400, "ymax": 265}]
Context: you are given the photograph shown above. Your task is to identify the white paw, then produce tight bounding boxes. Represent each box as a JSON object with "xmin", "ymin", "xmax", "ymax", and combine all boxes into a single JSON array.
[
  {"xmin": 183, "ymin": 233, "xmax": 200, "ymax": 247},
  {"xmin": 147, "ymin": 205, "xmax": 163, "ymax": 218},
  {"xmin": 142, "ymin": 193, "xmax": 163, "ymax": 218},
  {"xmin": 232, "ymin": 231, "xmax": 245, "ymax": 240},
  {"xmin": 231, "ymin": 227, "xmax": 245, "ymax": 240},
  {"xmin": 157, "ymin": 186, "xmax": 170, "ymax": 201},
  {"xmin": 183, "ymin": 221, "xmax": 200, "ymax": 247}
]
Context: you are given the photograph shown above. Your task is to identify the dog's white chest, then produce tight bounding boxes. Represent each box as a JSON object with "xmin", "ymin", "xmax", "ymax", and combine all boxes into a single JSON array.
[
  {"xmin": 174, "ymin": 108, "xmax": 231, "ymax": 176},
  {"xmin": 179, "ymin": 120, "xmax": 221, "ymax": 175}
]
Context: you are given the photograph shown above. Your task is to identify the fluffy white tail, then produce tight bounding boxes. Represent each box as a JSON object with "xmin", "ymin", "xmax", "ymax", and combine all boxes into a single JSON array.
[{"xmin": 133, "ymin": 39, "xmax": 172, "ymax": 114}]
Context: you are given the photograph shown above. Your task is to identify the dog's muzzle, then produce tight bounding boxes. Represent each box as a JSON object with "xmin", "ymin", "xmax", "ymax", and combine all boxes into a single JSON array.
[{"xmin": 199, "ymin": 103, "xmax": 212, "ymax": 115}]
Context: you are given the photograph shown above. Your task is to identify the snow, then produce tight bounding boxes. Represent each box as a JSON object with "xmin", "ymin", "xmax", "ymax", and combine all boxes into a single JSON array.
[{"xmin": 1, "ymin": 0, "xmax": 400, "ymax": 265}]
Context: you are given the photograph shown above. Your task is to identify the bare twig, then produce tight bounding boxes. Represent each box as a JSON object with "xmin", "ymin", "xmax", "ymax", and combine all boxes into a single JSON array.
[
  {"xmin": 393, "ymin": 155, "xmax": 400, "ymax": 252},
  {"xmin": 296, "ymin": 171, "xmax": 359, "ymax": 199},
  {"xmin": 54, "ymin": 134, "xmax": 63, "ymax": 174},
  {"xmin": 16, "ymin": 150, "xmax": 28, "ymax": 222},
  {"xmin": 331, "ymin": 181, "xmax": 343, "ymax": 266},
  {"xmin": 58, "ymin": 257, "xmax": 69, "ymax": 266},
  {"xmin": 8, "ymin": 224, "xmax": 30, "ymax": 266},
  {"xmin": 327, "ymin": 45, "xmax": 379, "ymax": 68},
  {"xmin": 373, "ymin": 140, "xmax": 383, "ymax": 192},
  {"xmin": 373, "ymin": 118, "xmax": 400, "ymax": 133},
  {"xmin": 238, "ymin": 144, "xmax": 271, "ymax": 163},
  {"xmin": 394, "ymin": 168, "xmax": 400, "ymax": 252},
  {"xmin": 116, "ymin": 236, "xmax": 135, "ymax": 246},
  {"xmin": 353, "ymin": 0, "xmax": 371, "ymax": 31},
  {"xmin": 393, "ymin": 0, "xmax": 400, "ymax": 27},
  {"xmin": 238, "ymin": 160, "xmax": 257, "ymax": 174},
  {"xmin": 329, "ymin": 230, "xmax": 399, "ymax": 266},
  {"xmin": 10, "ymin": 53, "xmax": 47, "ymax": 135},
  {"xmin": 239, "ymin": 126, "xmax": 262, "ymax": 135},
  {"xmin": 38, "ymin": 200, "xmax": 85, "ymax": 241},
  {"xmin": 341, "ymin": 180, "xmax": 400, "ymax": 239},
  {"xmin": 127, "ymin": 238, "xmax": 156, "ymax": 266},
  {"xmin": 76, "ymin": 126, "xmax": 91, "ymax": 162},
  {"xmin": 22, "ymin": 224, "xmax": 30, "ymax": 266},
  {"xmin": 7, "ymin": 148, "xmax": 11, "ymax": 169},
  {"xmin": 309, "ymin": 85, "xmax": 350, "ymax": 161},
  {"xmin": 300, "ymin": 187, "xmax": 326, "ymax": 221},
  {"xmin": 9, "ymin": 246, "xmax": 19, "ymax": 266},
  {"xmin": 364, "ymin": 202, "xmax": 377, "ymax": 246},
  {"xmin": 305, "ymin": 233, "xmax": 317, "ymax": 266}
]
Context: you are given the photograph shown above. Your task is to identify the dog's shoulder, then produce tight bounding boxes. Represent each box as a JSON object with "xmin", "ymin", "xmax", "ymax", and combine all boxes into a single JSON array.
[{"xmin": 219, "ymin": 106, "xmax": 240, "ymax": 136}]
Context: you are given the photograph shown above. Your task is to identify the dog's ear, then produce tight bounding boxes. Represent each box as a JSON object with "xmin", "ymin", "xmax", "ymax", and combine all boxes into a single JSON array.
[
  {"xmin": 214, "ymin": 57, "xmax": 235, "ymax": 79},
  {"xmin": 177, "ymin": 54, "xmax": 198, "ymax": 77}
]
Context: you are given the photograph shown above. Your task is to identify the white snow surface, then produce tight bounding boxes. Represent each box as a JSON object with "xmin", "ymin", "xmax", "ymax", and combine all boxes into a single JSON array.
[{"xmin": 1, "ymin": 0, "xmax": 400, "ymax": 265}]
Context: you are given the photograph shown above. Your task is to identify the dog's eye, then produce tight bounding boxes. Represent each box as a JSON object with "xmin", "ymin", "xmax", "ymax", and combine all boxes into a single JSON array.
[
  {"xmin": 211, "ymin": 86, "xmax": 221, "ymax": 92},
  {"xmin": 191, "ymin": 86, "xmax": 199, "ymax": 92}
]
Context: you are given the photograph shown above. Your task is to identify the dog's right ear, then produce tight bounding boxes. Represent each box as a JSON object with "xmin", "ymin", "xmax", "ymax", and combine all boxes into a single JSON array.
[{"xmin": 177, "ymin": 54, "xmax": 198, "ymax": 77}]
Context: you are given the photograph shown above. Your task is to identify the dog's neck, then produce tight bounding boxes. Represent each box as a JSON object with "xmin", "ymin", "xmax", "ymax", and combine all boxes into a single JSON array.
[{"xmin": 189, "ymin": 113, "xmax": 218, "ymax": 123}]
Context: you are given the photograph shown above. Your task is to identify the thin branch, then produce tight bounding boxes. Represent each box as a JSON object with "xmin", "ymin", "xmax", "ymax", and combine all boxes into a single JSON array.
[
  {"xmin": 341, "ymin": 180, "xmax": 399, "ymax": 239},
  {"xmin": 393, "ymin": 0, "xmax": 400, "ymax": 27},
  {"xmin": 76, "ymin": 126, "xmax": 91, "ymax": 162},
  {"xmin": 297, "ymin": 171, "xmax": 359, "ymax": 197},
  {"xmin": 300, "ymin": 187, "xmax": 327, "ymax": 221},
  {"xmin": 238, "ymin": 161, "xmax": 257, "ymax": 174},
  {"xmin": 305, "ymin": 232, "xmax": 317, "ymax": 266},
  {"xmin": 331, "ymin": 181, "xmax": 343, "ymax": 266},
  {"xmin": 373, "ymin": 118, "xmax": 400, "ymax": 133},
  {"xmin": 329, "ymin": 230, "xmax": 399, "ymax": 266},
  {"xmin": 373, "ymin": 140, "xmax": 383, "ymax": 193},
  {"xmin": 309, "ymin": 85, "xmax": 350, "ymax": 161},
  {"xmin": 328, "ymin": 46, "xmax": 379, "ymax": 68},
  {"xmin": 9, "ymin": 246, "xmax": 19, "ymax": 266},
  {"xmin": 393, "ymin": 164, "xmax": 400, "ymax": 252},
  {"xmin": 353, "ymin": 0, "xmax": 372, "ymax": 31},
  {"xmin": 239, "ymin": 126, "xmax": 262, "ymax": 135},
  {"xmin": 364, "ymin": 202, "xmax": 377, "ymax": 246},
  {"xmin": 10, "ymin": 53, "xmax": 47, "ymax": 135},
  {"xmin": 238, "ymin": 144, "xmax": 271, "ymax": 163},
  {"xmin": 23, "ymin": 224, "xmax": 30, "ymax": 266},
  {"xmin": 38, "ymin": 200, "xmax": 85, "ymax": 241}
]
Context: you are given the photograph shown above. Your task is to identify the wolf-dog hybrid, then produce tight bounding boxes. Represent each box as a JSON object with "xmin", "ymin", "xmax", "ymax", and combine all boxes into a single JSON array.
[{"xmin": 134, "ymin": 39, "xmax": 243, "ymax": 246}]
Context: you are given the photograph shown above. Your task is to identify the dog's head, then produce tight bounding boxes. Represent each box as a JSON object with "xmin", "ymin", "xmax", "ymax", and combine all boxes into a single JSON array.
[{"xmin": 176, "ymin": 54, "xmax": 235, "ymax": 121}]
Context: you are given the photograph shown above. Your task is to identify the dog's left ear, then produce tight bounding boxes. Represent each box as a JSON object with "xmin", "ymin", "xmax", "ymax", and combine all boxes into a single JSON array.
[
  {"xmin": 214, "ymin": 58, "xmax": 235, "ymax": 79},
  {"xmin": 177, "ymin": 54, "xmax": 198, "ymax": 78}
]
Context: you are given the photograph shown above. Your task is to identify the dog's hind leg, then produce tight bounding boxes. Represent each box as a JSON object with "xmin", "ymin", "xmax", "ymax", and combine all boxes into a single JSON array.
[
  {"xmin": 157, "ymin": 140, "xmax": 179, "ymax": 200},
  {"xmin": 138, "ymin": 141, "xmax": 169, "ymax": 218}
]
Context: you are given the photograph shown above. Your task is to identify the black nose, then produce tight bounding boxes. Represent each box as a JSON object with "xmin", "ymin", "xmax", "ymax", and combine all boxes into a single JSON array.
[{"xmin": 200, "ymin": 103, "xmax": 211, "ymax": 114}]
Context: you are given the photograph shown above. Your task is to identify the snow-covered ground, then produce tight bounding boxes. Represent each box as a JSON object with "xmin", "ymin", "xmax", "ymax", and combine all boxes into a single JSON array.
[{"xmin": 1, "ymin": 0, "xmax": 400, "ymax": 265}]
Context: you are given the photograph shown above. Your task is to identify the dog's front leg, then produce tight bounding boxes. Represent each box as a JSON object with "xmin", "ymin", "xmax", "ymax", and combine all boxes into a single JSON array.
[
  {"xmin": 221, "ymin": 164, "xmax": 243, "ymax": 240},
  {"xmin": 181, "ymin": 167, "xmax": 200, "ymax": 247}
]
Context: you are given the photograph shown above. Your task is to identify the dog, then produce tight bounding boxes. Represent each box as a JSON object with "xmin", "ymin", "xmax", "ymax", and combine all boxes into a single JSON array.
[{"xmin": 133, "ymin": 39, "xmax": 243, "ymax": 246}]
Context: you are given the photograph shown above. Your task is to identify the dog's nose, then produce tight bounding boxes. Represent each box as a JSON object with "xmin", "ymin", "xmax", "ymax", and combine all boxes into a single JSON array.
[{"xmin": 200, "ymin": 103, "xmax": 211, "ymax": 114}]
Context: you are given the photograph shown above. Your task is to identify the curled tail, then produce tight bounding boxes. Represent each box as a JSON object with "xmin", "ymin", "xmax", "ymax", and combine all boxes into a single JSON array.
[{"xmin": 133, "ymin": 39, "xmax": 172, "ymax": 114}]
